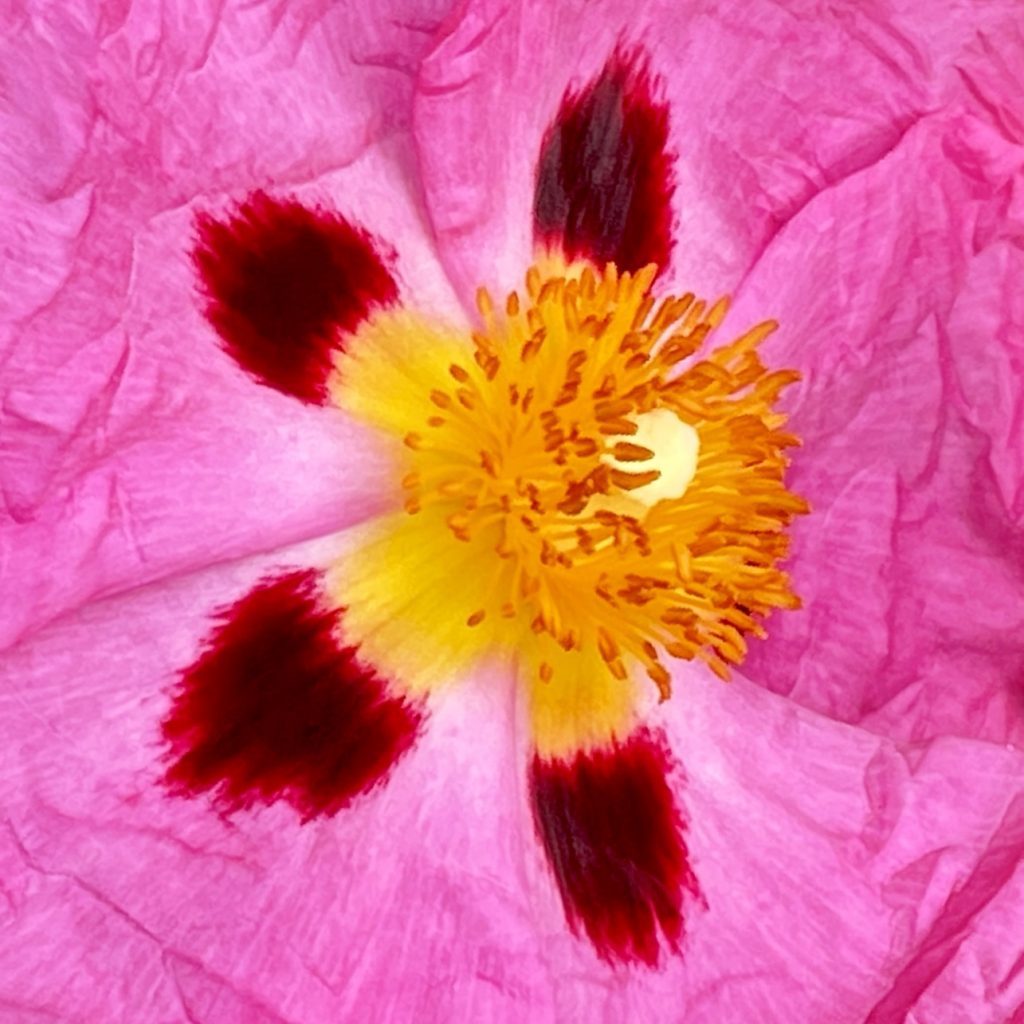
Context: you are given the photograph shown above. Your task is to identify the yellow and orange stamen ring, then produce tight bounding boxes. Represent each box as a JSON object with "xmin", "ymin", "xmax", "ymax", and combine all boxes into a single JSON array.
[{"xmin": 332, "ymin": 259, "xmax": 806, "ymax": 756}]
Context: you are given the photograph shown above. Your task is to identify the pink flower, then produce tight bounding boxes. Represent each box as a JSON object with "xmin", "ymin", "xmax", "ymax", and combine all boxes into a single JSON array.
[{"xmin": 3, "ymin": 2, "xmax": 1024, "ymax": 1022}]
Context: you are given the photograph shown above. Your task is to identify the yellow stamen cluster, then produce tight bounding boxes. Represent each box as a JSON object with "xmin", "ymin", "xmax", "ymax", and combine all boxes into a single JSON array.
[{"xmin": 395, "ymin": 261, "xmax": 806, "ymax": 696}]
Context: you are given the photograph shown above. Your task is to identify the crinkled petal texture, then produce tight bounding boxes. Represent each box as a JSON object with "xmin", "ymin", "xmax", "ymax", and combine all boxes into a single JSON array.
[
  {"xmin": 0, "ymin": 537, "xmax": 528, "ymax": 1023},
  {"xmin": 733, "ymin": 25, "xmax": 1024, "ymax": 747},
  {"xmin": 415, "ymin": 0, "xmax": 1024, "ymax": 745},
  {"xmin": 3, "ymin": 0, "xmax": 1024, "ymax": 1022},
  {"xmin": 2, "ymin": 562, "xmax": 1023, "ymax": 1023},
  {"xmin": 0, "ymin": 0, "xmax": 461, "ymax": 650},
  {"xmin": 414, "ymin": 0, "xmax": 1021, "ymax": 301}
]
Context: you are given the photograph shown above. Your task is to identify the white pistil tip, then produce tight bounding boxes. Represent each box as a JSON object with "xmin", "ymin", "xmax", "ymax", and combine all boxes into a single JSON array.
[{"xmin": 606, "ymin": 408, "xmax": 700, "ymax": 508}]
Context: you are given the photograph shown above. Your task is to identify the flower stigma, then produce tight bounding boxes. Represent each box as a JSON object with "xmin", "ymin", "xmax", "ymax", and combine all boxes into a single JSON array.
[
  {"xmin": 333, "ymin": 260, "xmax": 806, "ymax": 753},
  {"xmin": 602, "ymin": 407, "xmax": 700, "ymax": 509}
]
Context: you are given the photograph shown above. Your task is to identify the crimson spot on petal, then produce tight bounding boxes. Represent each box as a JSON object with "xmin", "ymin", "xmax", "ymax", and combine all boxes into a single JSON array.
[
  {"xmin": 162, "ymin": 569, "xmax": 421, "ymax": 820},
  {"xmin": 533, "ymin": 46, "xmax": 675, "ymax": 275},
  {"xmin": 530, "ymin": 729, "xmax": 698, "ymax": 966},
  {"xmin": 192, "ymin": 192, "xmax": 397, "ymax": 404}
]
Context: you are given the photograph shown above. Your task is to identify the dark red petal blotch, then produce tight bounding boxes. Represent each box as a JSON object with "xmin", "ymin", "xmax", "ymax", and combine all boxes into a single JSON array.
[
  {"xmin": 533, "ymin": 46, "xmax": 675, "ymax": 275},
  {"xmin": 192, "ymin": 192, "xmax": 397, "ymax": 404},
  {"xmin": 162, "ymin": 569, "xmax": 421, "ymax": 820},
  {"xmin": 529, "ymin": 729, "xmax": 698, "ymax": 966}
]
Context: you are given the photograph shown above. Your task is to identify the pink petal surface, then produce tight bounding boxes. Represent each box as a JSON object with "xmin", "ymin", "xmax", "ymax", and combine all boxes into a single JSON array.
[
  {"xmin": 0, "ymin": 535, "xmax": 536, "ymax": 1024},
  {"xmin": 413, "ymin": 0, "xmax": 1020, "ymax": 304},
  {"xmin": 415, "ymin": 1, "xmax": 1024, "ymax": 744},
  {"xmin": 662, "ymin": 673, "xmax": 1024, "ymax": 1024},
  {"xmin": 732, "ymin": 28, "xmax": 1024, "ymax": 746},
  {"xmin": 4, "ymin": 1, "xmax": 1023, "ymax": 1019},
  {"xmin": 1, "ymin": 0, "xmax": 462, "ymax": 652},
  {"xmin": 1, "ymin": 551, "xmax": 1022, "ymax": 1022}
]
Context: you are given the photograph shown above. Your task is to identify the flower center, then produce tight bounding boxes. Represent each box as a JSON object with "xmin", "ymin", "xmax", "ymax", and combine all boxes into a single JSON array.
[{"xmin": 338, "ymin": 260, "xmax": 807, "ymax": 704}]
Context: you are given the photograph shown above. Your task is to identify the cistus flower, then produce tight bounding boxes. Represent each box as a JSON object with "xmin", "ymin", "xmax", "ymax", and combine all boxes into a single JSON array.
[{"xmin": 2, "ymin": 2, "xmax": 1023, "ymax": 1023}]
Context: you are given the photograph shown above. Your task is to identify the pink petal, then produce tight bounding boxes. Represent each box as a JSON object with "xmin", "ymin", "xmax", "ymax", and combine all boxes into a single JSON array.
[
  {"xmin": 0, "ymin": 535, "xmax": 537, "ymax": 1022},
  {"xmin": 1, "ymin": 1, "xmax": 461, "ymax": 649},
  {"xmin": 413, "ymin": 0, "xmax": 1017, "ymax": 304},
  {"xmin": 4, "ymin": 573, "xmax": 1022, "ymax": 1021},
  {"xmin": 2, "ymin": 1, "xmax": 450, "ymax": 203},
  {"xmin": 733, "ymin": 26, "xmax": 1024, "ymax": 745},
  {"xmin": 650, "ymin": 671, "xmax": 1024, "ymax": 1024}
]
